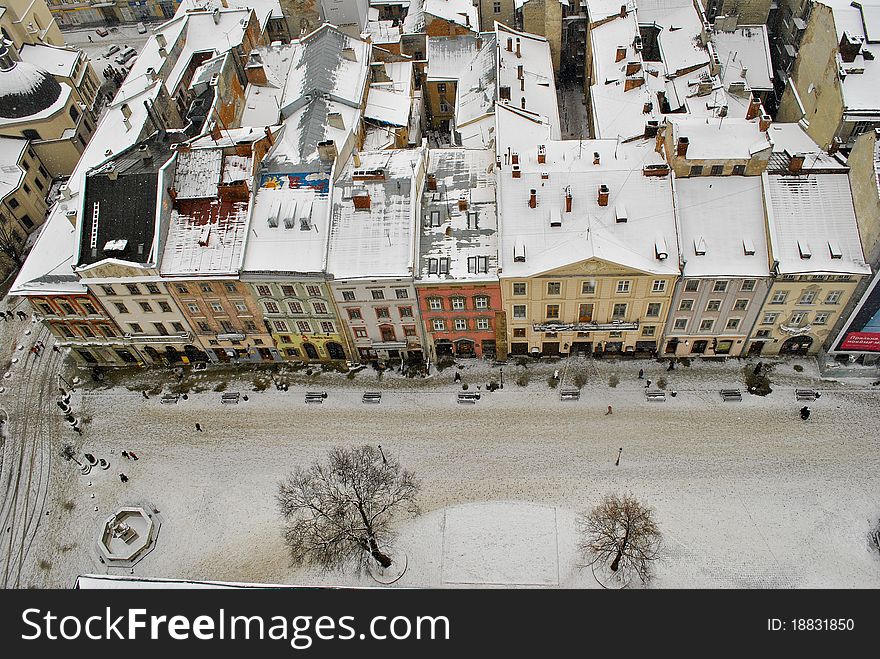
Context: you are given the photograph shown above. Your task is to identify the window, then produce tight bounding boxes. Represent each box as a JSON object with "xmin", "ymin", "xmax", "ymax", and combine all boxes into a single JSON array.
[
  {"xmin": 467, "ymin": 211, "xmax": 479, "ymax": 229},
  {"xmin": 741, "ymin": 279, "xmax": 756, "ymax": 292},
  {"xmin": 782, "ymin": 275, "xmax": 797, "ymax": 281},
  {"xmin": 825, "ymin": 291, "xmax": 842, "ymax": 304},
  {"xmin": 455, "ymin": 318, "xmax": 467, "ymax": 331},
  {"xmin": 144, "ymin": 283, "xmax": 159, "ymax": 295},
  {"xmin": 235, "ymin": 303, "xmax": 247, "ymax": 313},
  {"xmin": 39, "ymin": 303, "xmax": 53, "ymax": 315},
  {"xmin": 264, "ymin": 301, "xmax": 279, "ymax": 314},
  {"xmin": 399, "ymin": 306, "xmax": 413, "ymax": 318},
  {"xmin": 673, "ymin": 318, "xmax": 688, "ymax": 330},
  {"xmin": 285, "ymin": 348, "xmax": 300, "ymax": 357},
  {"xmin": 651, "ymin": 280, "xmax": 666, "ymax": 293},
  {"xmin": 139, "ymin": 301, "xmax": 152, "ymax": 313},
  {"xmin": 439, "ymin": 258, "xmax": 449, "ymax": 274},
  {"xmin": 439, "ymin": 101, "xmax": 450, "ymax": 113},
  {"xmin": 77, "ymin": 325, "xmax": 94, "ymax": 338},
  {"xmin": 376, "ymin": 307, "xmax": 390, "ymax": 319},
  {"xmin": 543, "ymin": 282, "xmax": 559, "ymax": 296},
  {"xmin": 494, "ymin": 1, "xmax": 501, "ymax": 12},
  {"xmin": 790, "ymin": 312, "xmax": 807, "ymax": 325},
  {"xmin": 306, "ymin": 285, "xmax": 321, "ymax": 297},
  {"xmin": 581, "ymin": 280, "xmax": 596, "ymax": 295},
  {"xmin": 685, "ymin": 280, "xmax": 699, "ymax": 292},
  {"xmin": 200, "ymin": 284, "xmax": 212, "ymax": 293},
  {"xmin": 20, "ymin": 214, "xmax": 33, "ymax": 229},
  {"xmin": 437, "ymin": 83, "xmax": 447, "ymax": 93},
  {"xmin": 690, "ymin": 165, "xmax": 704, "ymax": 176},
  {"xmin": 254, "ymin": 339, "xmax": 264, "ymax": 345},
  {"xmin": 125, "ymin": 284, "xmax": 140, "ymax": 295},
  {"xmin": 274, "ymin": 321, "xmax": 289, "ymax": 332},
  {"xmin": 699, "ymin": 319, "xmax": 715, "ymax": 331},
  {"xmin": 244, "ymin": 320, "xmax": 257, "ymax": 332},
  {"xmin": 761, "ymin": 313, "xmax": 778, "ymax": 325},
  {"xmin": 814, "ymin": 312, "xmax": 830, "ymax": 325},
  {"xmin": 733, "ymin": 299, "xmax": 748, "ymax": 311},
  {"xmin": 732, "ymin": 164, "xmax": 746, "ymax": 176},
  {"xmin": 726, "ymin": 318, "xmax": 740, "ymax": 330},
  {"xmin": 642, "ymin": 325, "xmax": 655, "ymax": 337},
  {"xmin": 129, "ymin": 323, "xmax": 142, "ymax": 333},
  {"xmin": 612, "ymin": 303, "xmax": 627, "ymax": 318},
  {"xmin": 513, "ymin": 282, "xmax": 527, "ymax": 296},
  {"xmin": 429, "ymin": 210, "xmax": 441, "ymax": 227},
  {"xmin": 404, "ymin": 325, "xmax": 417, "ymax": 337},
  {"xmin": 679, "ymin": 299, "xmax": 694, "ymax": 311},
  {"xmin": 256, "ymin": 285, "xmax": 271, "ymax": 296},
  {"xmin": 452, "ymin": 297, "xmax": 465, "ymax": 310},
  {"xmin": 712, "ymin": 280, "xmax": 728, "ymax": 293},
  {"xmin": 313, "ymin": 302, "xmax": 327, "ymax": 314},
  {"xmin": 474, "ymin": 296, "xmax": 489, "ymax": 309},
  {"xmin": 288, "ymin": 301, "xmax": 303, "ymax": 314},
  {"xmin": 59, "ymin": 325, "xmax": 76, "ymax": 338},
  {"xmin": 342, "ymin": 290, "xmax": 355, "ymax": 301},
  {"xmin": 220, "ymin": 320, "xmax": 235, "ymax": 333},
  {"xmin": 706, "ymin": 300, "xmax": 721, "ymax": 312},
  {"xmin": 616, "ymin": 280, "xmax": 631, "ymax": 294},
  {"xmin": 755, "ymin": 329, "xmax": 771, "ymax": 338},
  {"xmin": 646, "ymin": 302, "xmax": 661, "ymax": 317},
  {"xmin": 60, "ymin": 303, "xmax": 75, "ymax": 315},
  {"xmin": 8, "ymin": 198, "xmax": 18, "ymax": 209},
  {"xmin": 210, "ymin": 302, "xmax": 223, "ymax": 313},
  {"xmin": 545, "ymin": 304, "xmax": 560, "ymax": 319},
  {"xmin": 297, "ymin": 321, "xmax": 311, "ymax": 333},
  {"xmin": 113, "ymin": 302, "xmax": 129, "ymax": 314},
  {"xmin": 799, "ymin": 291, "xmax": 816, "ymax": 304},
  {"xmin": 513, "ymin": 305, "xmax": 527, "ymax": 319},
  {"xmin": 371, "ymin": 290, "xmax": 385, "ymax": 300},
  {"xmin": 347, "ymin": 308, "xmax": 362, "ymax": 320},
  {"xmin": 176, "ymin": 284, "xmax": 189, "ymax": 294},
  {"xmin": 433, "ymin": 319, "xmax": 445, "ymax": 331},
  {"xmin": 770, "ymin": 291, "xmax": 787, "ymax": 304},
  {"xmin": 197, "ymin": 321, "xmax": 211, "ymax": 332},
  {"xmin": 467, "ymin": 256, "xmax": 489, "ymax": 273},
  {"xmin": 153, "ymin": 322, "xmax": 169, "ymax": 336},
  {"xmin": 513, "ymin": 328, "xmax": 526, "ymax": 337},
  {"xmin": 187, "ymin": 303, "xmax": 200, "ymax": 313},
  {"xmin": 429, "ymin": 298, "xmax": 443, "ymax": 311},
  {"xmin": 84, "ymin": 302, "xmax": 99, "ymax": 315},
  {"xmin": 172, "ymin": 322, "xmax": 184, "ymax": 333},
  {"xmin": 477, "ymin": 318, "xmax": 490, "ymax": 330},
  {"xmin": 395, "ymin": 289, "xmax": 408, "ymax": 299},
  {"xmin": 710, "ymin": 165, "xmax": 724, "ymax": 176},
  {"xmin": 101, "ymin": 325, "xmax": 117, "ymax": 337},
  {"xmin": 321, "ymin": 322, "xmax": 335, "ymax": 333},
  {"xmin": 354, "ymin": 327, "xmax": 368, "ymax": 338},
  {"xmin": 224, "ymin": 283, "xmax": 237, "ymax": 293}
]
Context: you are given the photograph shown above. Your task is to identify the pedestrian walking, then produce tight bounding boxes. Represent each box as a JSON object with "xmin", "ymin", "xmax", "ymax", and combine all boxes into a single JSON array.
[
  {"xmin": 142, "ymin": 390, "xmax": 149, "ymax": 399},
  {"xmin": 454, "ymin": 371, "xmax": 461, "ymax": 383},
  {"xmin": 667, "ymin": 360, "xmax": 675, "ymax": 371},
  {"xmin": 17, "ymin": 310, "xmax": 26, "ymax": 320},
  {"xmin": 195, "ymin": 423, "xmax": 202, "ymax": 432},
  {"xmin": 0, "ymin": 313, "xmax": 6, "ymax": 322},
  {"xmin": 645, "ymin": 379, "xmax": 651, "ymax": 388},
  {"xmin": 638, "ymin": 369, "xmax": 644, "ymax": 379},
  {"xmin": 52, "ymin": 345, "xmax": 60, "ymax": 352},
  {"xmin": 605, "ymin": 405, "xmax": 613, "ymax": 415},
  {"xmin": 122, "ymin": 451, "xmax": 129, "ymax": 459},
  {"xmin": 129, "ymin": 451, "xmax": 138, "ymax": 460},
  {"xmin": 88, "ymin": 35, "xmax": 93, "ymax": 42},
  {"xmin": 119, "ymin": 474, "xmax": 128, "ymax": 483},
  {"xmin": 800, "ymin": 406, "xmax": 810, "ymax": 420}
]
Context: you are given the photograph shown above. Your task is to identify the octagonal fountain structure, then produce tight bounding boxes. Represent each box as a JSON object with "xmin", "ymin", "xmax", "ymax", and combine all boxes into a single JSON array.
[{"xmin": 96, "ymin": 507, "xmax": 161, "ymax": 568}]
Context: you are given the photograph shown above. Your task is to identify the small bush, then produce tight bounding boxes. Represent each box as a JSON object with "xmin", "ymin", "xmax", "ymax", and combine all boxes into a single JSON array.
[
  {"xmin": 516, "ymin": 357, "xmax": 530, "ymax": 368},
  {"xmin": 461, "ymin": 383, "xmax": 469, "ymax": 390},
  {"xmin": 679, "ymin": 357, "xmax": 692, "ymax": 367},
  {"xmin": 252, "ymin": 378, "xmax": 270, "ymax": 392},
  {"xmin": 608, "ymin": 374, "xmax": 619, "ymax": 388},
  {"xmin": 346, "ymin": 370, "xmax": 357, "ymax": 379},
  {"xmin": 435, "ymin": 357, "xmax": 455, "ymax": 372},
  {"xmin": 61, "ymin": 500, "xmax": 75, "ymax": 512},
  {"xmin": 573, "ymin": 373, "xmax": 588, "ymax": 388},
  {"xmin": 793, "ymin": 364, "xmax": 804, "ymax": 372},
  {"xmin": 38, "ymin": 559, "xmax": 51, "ymax": 571},
  {"xmin": 656, "ymin": 377, "xmax": 667, "ymax": 390},
  {"xmin": 213, "ymin": 381, "xmax": 228, "ymax": 392},
  {"xmin": 516, "ymin": 372, "xmax": 530, "ymax": 387},
  {"xmin": 547, "ymin": 375, "xmax": 558, "ymax": 388}
]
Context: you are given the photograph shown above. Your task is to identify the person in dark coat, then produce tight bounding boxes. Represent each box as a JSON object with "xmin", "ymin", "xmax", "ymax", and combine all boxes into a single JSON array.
[
  {"xmin": 119, "ymin": 474, "xmax": 128, "ymax": 483},
  {"xmin": 638, "ymin": 369, "xmax": 644, "ymax": 379},
  {"xmin": 800, "ymin": 406, "xmax": 810, "ymax": 420}
]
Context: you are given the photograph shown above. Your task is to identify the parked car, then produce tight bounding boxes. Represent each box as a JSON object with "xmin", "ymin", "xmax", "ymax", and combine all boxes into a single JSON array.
[
  {"xmin": 136, "ymin": 22, "xmax": 147, "ymax": 34},
  {"xmin": 115, "ymin": 47, "xmax": 137, "ymax": 65},
  {"xmin": 103, "ymin": 44, "xmax": 120, "ymax": 58},
  {"xmin": 95, "ymin": 27, "xmax": 109, "ymax": 37}
]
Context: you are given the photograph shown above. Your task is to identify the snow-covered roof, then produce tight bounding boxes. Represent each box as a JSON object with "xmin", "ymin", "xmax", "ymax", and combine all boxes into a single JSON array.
[
  {"xmin": 713, "ymin": 25, "xmax": 774, "ymax": 92},
  {"xmin": 266, "ymin": 100, "xmax": 361, "ymax": 170},
  {"xmin": 364, "ymin": 19, "xmax": 402, "ymax": 44},
  {"xmin": 766, "ymin": 122, "xmax": 847, "ymax": 171},
  {"xmin": 242, "ymin": 170, "xmax": 332, "ymax": 274},
  {"xmin": 18, "ymin": 43, "xmax": 81, "ymax": 79},
  {"xmin": 176, "ymin": 0, "xmax": 283, "ymax": 23},
  {"xmin": 173, "ymin": 148, "xmax": 224, "ymax": 199},
  {"xmin": 427, "ymin": 34, "xmax": 480, "ymax": 80},
  {"xmin": 418, "ymin": 148, "xmax": 498, "ymax": 281},
  {"xmin": 455, "ymin": 34, "xmax": 495, "ymax": 130},
  {"xmin": 822, "ymin": 0, "xmax": 880, "ymax": 116},
  {"xmin": 0, "ymin": 136, "xmax": 27, "ymax": 202},
  {"xmin": 676, "ymin": 177, "xmax": 770, "ymax": 278},
  {"xmin": 669, "ymin": 116, "xmax": 771, "ymax": 160},
  {"xmin": 495, "ymin": 24, "xmax": 559, "ymax": 140},
  {"xmin": 497, "ymin": 139, "xmax": 679, "ymax": 278},
  {"xmin": 327, "ymin": 148, "xmax": 425, "ymax": 279},
  {"xmin": 763, "ymin": 171, "xmax": 871, "ymax": 275},
  {"xmin": 365, "ymin": 86, "xmax": 411, "ymax": 126},
  {"xmin": 403, "ymin": 0, "xmax": 478, "ymax": 33}
]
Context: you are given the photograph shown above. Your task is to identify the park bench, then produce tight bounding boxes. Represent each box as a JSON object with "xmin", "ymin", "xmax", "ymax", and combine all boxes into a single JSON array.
[
  {"xmin": 457, "ymin": 391, "xmax": 480, "ymax": 404},
  {"xmin": 221, "ymin": 392, "xmax": 240, "ymax": 404},
  {"xmin": 362, "ymin": 391, "xmax": 382, "ymax": 404},
  {"xmin": 160, "ymin": 393, "xmax": 179, "ymax": 404},
  {"xmin": 645, "ymin": 389, "xmax": 666, "ymax": 402},
  {"xmin": 305, "ymin": 391, "xmax": 327, "ymax": 404},
  {"xmin": 720, "ymin": 389, "xmax": 742, "ymax": 402},
  {"xmin": 559, "ymin": 387, "xmax": 580, "ymax": 401},
  {"xmin": 795, "ymin": 389, "xmax": 820, "ymax": 401}
]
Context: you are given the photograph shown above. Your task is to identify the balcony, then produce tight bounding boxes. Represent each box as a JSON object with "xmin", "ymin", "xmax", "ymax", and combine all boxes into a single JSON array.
[
  {"xmin": 123, "ymin": 332, "xmax": 193, "ymax": 344},
  {"xmin": 533, "ymin": 320, "xmax": 640, "ymax": 332}
]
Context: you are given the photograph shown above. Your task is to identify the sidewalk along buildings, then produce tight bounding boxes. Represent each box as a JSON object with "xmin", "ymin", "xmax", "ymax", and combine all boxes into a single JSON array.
[
  {"xmin": 327, "ymin": 148, "xmax": 428, "ymax": 364},
  {"xmin": 752, "ymin": 134, "xmax": 871, "ymax": 355},
  {"xmin": 663, "ymin": 175, "xmax": 772, "ymax": 357},
  {"xmin": 416, "ymin": 148, "xmax": 501, "ymax": 360}
]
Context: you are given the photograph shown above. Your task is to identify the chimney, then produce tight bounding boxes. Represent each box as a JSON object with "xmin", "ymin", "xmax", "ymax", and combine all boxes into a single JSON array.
[
  {"xmin": 521, "ymin": 97, "xmax": 526, "ymax": 109},
  {"xmin": 528, "ymin": 189, "xmax": 537, "ymax": 208},
  {"xmin": 537, "ymin": 144, "xmax": 546, "ymax": 164},
  {"xmin": 616, "ymin": 46, "xmax": 626, "ymax": 62},
  {"xmin": 597, "ymin": 184, "xmax": 609, "ymax": 206},
  {"xmin": 353, "ymin": 190, "xmax": 371, "ymax": 210},
  {"xmin": 624, "ymin": 76, "xmax": 644, "ymax": 91},
  {"xmin": 829, "ymin": 138, "xmax": 841, "ymax": 155},
  {"xmin": 458, "ymin": 194, "xmax": 468, "ymax": 211},
  {"xmin": 520, "ymin": 77, "xmax": 525, "ymax": 91},
  {"xmin": 515, "ymin": 38, "xmax": 521, "ymax": 58},
  {"xmin": 138, "ymin": 143, "xmax": 152, "ymax": 163},
  {"xmin": 517, "ymin": 64, "xmax": 524, "ymax": 79},
  {"xmin": 507, "ymin": 37, "xmax": 513, "ymax": 52},
  {"xmin": 427, "ymin": 173, "xmax": 437, "ymax": 191},
  {"xmin": 145, "ymin": 67, "xmax": 157, "ymax": 81},
  {"xmin": 676, "ymin": 136, "xmax": 689, "ymax": 157},
  {"xmin": 512, "ymin": 165, "xmax": 521, "ymax": 178},
  {"xmin": 246, "ymin": 53, "xmax": 267, "ymax": 86},
  {"xmin": 759, "ymin": 114, "xmax": 771, "ymax": 131},
  {"xmin": 213, "ymin": 7, "xmax": 221, "ymax": 24},
  {"xmin": 64, "ymin": 208, "xmax": 77, "ymax": 227},
  {"xmin": 317, "ymin": 139, "xmax": 337, "ymax": 162},
  {"xmin": 499, "ymin": 85, "xmax": 511, "ymax": 100},
  {"xmin": 788, "ymin": 152, "xmax": 806, "ymax": 173},
  {"xmin": 644, "ymin": 120, "xmax": 659, "ymax": 137},
  {"xmin": 511, "ymin": 152, "xmax": 519, "ymax": 165},
  {"xmin": 327, "ymin": 112, "xmax": 344, "ymax": 129},
  {"xmin": 59, "ymin": 184, "xmax": 71, "ymax": 200},
  {"xmin": 619, "ymin": 3, "xmax": 627, "ymax": 17},
  {"xmin": 593, "ymin": 151, "xmax": 600, "ymax": 165},
  {"xmin": 625, "ymin": 60, "xmax": 641, "ymax": 76},
  {"xmin": 565, "ymin": 189, "xmax": 572, "ymax": 212},
  {"xmin": 839, "ymin": 31, "xmax": 861, "ymax": 64},
  {"xmin": 353, "ymin": 151, "xmax": 361, "ymax": 167},
  {"xmin": 156, "ymin": 33, "xmax": 166, "ymax": 49},
  {"xmin": 342, "ymin": 47, "xmax": 357, "ymax": 62},
  {"xmin": 746, "ymin": 96, "xmax": 762, "ymax": 120}
]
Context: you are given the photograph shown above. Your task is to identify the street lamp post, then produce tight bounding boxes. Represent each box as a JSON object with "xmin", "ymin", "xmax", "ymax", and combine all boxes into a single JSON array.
[
  {"xmin": 615, "ymin": 447, "xmax": 622, "ymax": 466},
  {"xmin": 500, "ymin": 367, "xmax": 503, "ymax": 389}
]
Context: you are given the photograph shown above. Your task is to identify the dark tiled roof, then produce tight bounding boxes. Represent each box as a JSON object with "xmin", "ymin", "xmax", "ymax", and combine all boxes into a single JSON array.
[{"xmin": 0, "ymin": 61, "xmax": 62, "ymax": 119}]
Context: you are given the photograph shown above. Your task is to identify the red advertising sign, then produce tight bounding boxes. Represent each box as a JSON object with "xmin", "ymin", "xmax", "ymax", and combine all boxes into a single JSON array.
[{"xmin": 839, "ymin": 332, "xmax": 880, "ymax": 352}]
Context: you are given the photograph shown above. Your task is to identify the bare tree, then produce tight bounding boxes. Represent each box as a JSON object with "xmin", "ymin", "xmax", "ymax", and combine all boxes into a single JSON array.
[
  {"xmin": 0, "ymin": 213, "xmax": 23, "ymax": 267},
  {"xmin": 59, "ymin": 443, "xmax": 82, "ymax": 467},
  {"xmin": 277, "ymin": 445, "xmax": 420, "ymax": 572},
  {"xmin": 579, "ymin": 493, "xmax": 662, "ymax": 585}
]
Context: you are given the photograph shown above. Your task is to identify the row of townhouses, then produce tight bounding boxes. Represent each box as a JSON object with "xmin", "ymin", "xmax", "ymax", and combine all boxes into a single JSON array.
[{"xmin": 7, "ymin": 0, "xmax": 879, "ymax": 368}]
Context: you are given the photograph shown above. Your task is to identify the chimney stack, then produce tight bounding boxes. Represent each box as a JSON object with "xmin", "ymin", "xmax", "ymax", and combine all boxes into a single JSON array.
[
  {"xmin": 213, "ymin": 7, "xmax": 221, "ymax": 24},
  {"xmin": 624, "ymin": 76, "xmax": 644, "ymax": 91},
  {"xmin": 427, "ymin": 173, "xmax": 437, "ymax": 191},
  {"xmin": 619, "ymin": 4, "xmax": 627, "ymax": 17},
  {"xmin": 839, "ymin": 32, "xmax": 861, "ymax": 64},
  {"xmin": 676, "ymin": 136, "xmax": 689, "ymax": 157},
  {"xmin": 597, "ymin": 184, "xmax": 610, "ymax": 206},
  {"xmin": 746, "ymin": 96, "xmax": 762, "ymax": 120},
  {"xmin": 538, "ymin": 144, "xmax": 546, "ymax": 164},
  {"xmin": 528, "ymin": 189, "xmax": 537, "ymax": 208},
  {"xmin": 565, "ymin": 189, "xmax": 572, "ymax": 212},
  {"xmin": 625, "ymin": 60, "xmax": 641, "ymax": 76},
  {"xmin": 521, "ymin": 97, "xmax": 526, "ymax": 109},
  {"xmin": 593, "ymin": 151, "xmax": 600, "ymax": 165},
  {"xmin": 507, "ymin": 37, "xmax": 513, "ymax": 52},
  {"xmin": 512, "ymin": 164, "xmax": 521, "ymax": 178},
  {"xmin": 616, "ymin": 45, "xmax": 626, "ymax": 62},
  {"xmin": 511, "ymin": 152, "xmax": 519, "ymax": 165},
  {"xmin": 458, "ymin": 195, "xmax": 468, "ymax": 211},
  {"xmin": 788, "ymin": 152, "xmax": 806, "ymax": 173},
  {"xmin": 353, "ymin": 190, "xmax": 371, "ymax": 210},
  {"xmin": 759, "ymin": 114, "xmax": 771, "ymax": 131},
  {"xmin": 515, "ymin": 38, "xmax": 521, "ymax": 58},
  {"xmin": 317, "ymin": 139, "xmax": 337, "ymax": 162},
  {"xmin": 517, "ymin": 64, "xmax": 524, "ymax": 79},
  {"xmin": 327, "ymin": 112, "xmax": 345, "ymax": 130}
]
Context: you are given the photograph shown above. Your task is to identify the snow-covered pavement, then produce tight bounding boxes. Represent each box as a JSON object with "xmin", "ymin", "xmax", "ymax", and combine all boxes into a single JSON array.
[{"xmin": 4, "ymin": 352, "xmax": 880, "ymax": 589}]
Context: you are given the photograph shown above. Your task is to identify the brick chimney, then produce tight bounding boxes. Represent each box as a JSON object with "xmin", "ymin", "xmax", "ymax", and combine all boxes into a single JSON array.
[
  {"xmin": 597, "ymin": 184, "xmax": 610, "ymax": 206},
  {"xmin": 427, "ymin": 173, "xmax": 437, "ymax": 191},
  {"xmin": 521, "ymin": 97, "xmax": 526, "ymax": 109},
  {"xmin": 512, "ymin": 165, "xmax": 521, "ymax": 178},
  {"xmin": 746, "ymin": 96, "xmax": 762, "ymax": 120},
  {"xmin": 511, "ymin": 152, "xmax": 519, "ymax": 165},
  {"xmin": 353, "ymin": 190, "xmax": 371, "ymax": 210},
  {"xmin": 839, "ymin": 31, "xmax": 861, "ymax": 64},
  {"xmin": 317, "ymin": 139, "xmax": 337, "ymax": 163},
  {"xmin": 625, "ymin": 60, "xmax": 641, "ymax": 76},
  {"xmin": 676, "ymin": 136, "xmax": 689, "ymax": 157},
  {"xmin": 565, "ymin": 189, "xmax": 572, "ymax": 212},
  {"xmin": 619, "ymin": 3, "xmax": 627, "ymax": 17},
  {"xmin": 616, "ymin": 45, "xmax": 626, "ymax": 63},
  {"xmin": 593, "ymin": 151, "xmax": 600, "ymax": 165},
  {"xmin": 507, "ymin": 37, "xmax": 513, "ymax": 52},
  {"xmin": 624, "ymin": 76, "xmax": 644, "ymax": 91},
  {"xmin": 458, "ymin": 194, "xmax": 468, "ymax": 211},
  {"xmin": 538, "ymin": 144, "xmax": 546, "ymax": 164},
  {"xmin": 759, "ymin": 114, "xmax": 771, "ymax": 131},
  {"xmin": 515, "ymin": 38, "xmax": 521, "ymax": 58},
  {"xmin": 528, "ymin": 189, "xmax": 537, "ymax": 208},
  {"xmin": 788, "ymin": 152, "xmax": 806, "ymax": 173}
]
